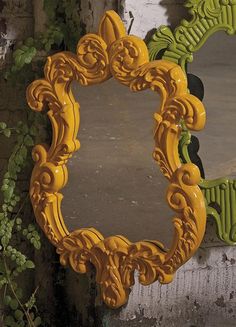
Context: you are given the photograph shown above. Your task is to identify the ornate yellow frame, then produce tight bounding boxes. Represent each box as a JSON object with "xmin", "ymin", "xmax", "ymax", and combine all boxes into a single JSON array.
[{"xmin": 26, "ymin": 11, "xmax": 207, "ymax": 309}]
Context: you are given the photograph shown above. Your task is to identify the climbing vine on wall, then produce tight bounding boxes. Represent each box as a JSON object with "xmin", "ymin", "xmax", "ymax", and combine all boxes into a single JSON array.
[
  {"xmin": 1, "ymin": 1, "xmax": 83, "ymax": 326},
  {"xmin": 6, "ymin": 0, "xmax": 82, "ymax": 82},
  {"xmin": 0, "ymin": 115, "xmax": 45, "ymax": 327}
]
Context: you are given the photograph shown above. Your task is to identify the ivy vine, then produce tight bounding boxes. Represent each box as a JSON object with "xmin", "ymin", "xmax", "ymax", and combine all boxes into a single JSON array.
[
  {"xmin": 6, "ymin": 0, "xmax": 82, "ymax": 82},
  {"xmin": 1, "ymin": 0, "xmax": 83, "ymax": 326},
  {"xmin": 0, "ymin": 113, "xmax": 46, "ymax": 327}
]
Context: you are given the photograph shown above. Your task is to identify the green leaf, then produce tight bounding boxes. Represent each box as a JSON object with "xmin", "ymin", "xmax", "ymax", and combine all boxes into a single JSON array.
[
  {"xmin": 4, "ymin": 172, "xmax": 10, "ymax": 179},
  {"xmin": 24, "ymin": 135, "xmax": 34, "ymax": 147},
  {"xmin": 3, "ymin": 187, "xmax": 14, "ymax": 203},
  {"xmin": 29, "ymin": 125, "xmax": 37, "ymax": 136},
  {"xmin": 1, "ymin": 184, "xmax": 8, "ymax": 191},
  {"xmin": 44, "ymin": 40, "xmax": 53, "ymax": 52},
  {"xmin": 34, "ymin": 240, "xmax": 41, "ymax": 250},
  {"xmin": 13, "ymin": 49, "xmax": 24, "ymax": 58},
  {"xmin": 53, "ymin": 31, "xmax": 64, "ymax": 45},
  {"xmin": 19, "ymin": 146, "xmax": 27, "ymax": 159},
  {"xmin": 11, "ymin": 199, "xmax": 17, "ymax": 206},
  {"xmin": 8, "ymin": 161, "xmax": 17, "ymax": 175},
  {"xmin": 3, "ymin": 129, "xmax": 11, "ymax": 138},
  {"xmin": 15, "ymin": 288, "xmax": 23, "ymax": 299},
  {"xmin": 8, "ymin": 206, "xmax": 13, "ymax": 212},
  {"xmin": 4, "ymin": 295, "xmax": 12, "ymax": 305},
  {"xmin": 21, "ymin": 45, "xmax": 28, "ymax": 51},
  {"xmin": 14, "ymin": 154, "xmax": 23, "ymax": 165},
  {"xmin": 28, "ymin": 224, "xmax": 35, "ymax": 231},
  {"xmin": 34, "ymin": 317, "xmax": 42, "ymax": 326},
  {"xmin": 0, "ymin": 277, "xmax": 8, "ymax": 289},
  {"xmin": 14, "ymin": 309, "xmax": 24, "ymax": 321},
  {"xmin": 14, "ymin": 54, "xmax": 24, "ymax": 68},
  {"xmin": 3, "ymin": 178, "xmax": 9, "ymax": 185},
  {"xmin": 24, "ymin": 47, "xmax": 37, "ymax": 64},
  {"xmin": 24, "ymin": 55, "xmax": 33, "ymax": 64},
  {"xmin": 9, "ymin": 298, "xmax": 18, "ymax": 310},
  {"xmin": 25, "ymin": 260, "xmax": 35, "ymax": 269},
  {"xmin": 0, "ymin": 122, "xmax": 7, "ymax": 130},
  {"xmin": 1, "ymin": 235, "xmax": 9, "ymax": 247},
  {"xmin": 16, "ymin": 218, "xmax": 22, "ymax": 225}
]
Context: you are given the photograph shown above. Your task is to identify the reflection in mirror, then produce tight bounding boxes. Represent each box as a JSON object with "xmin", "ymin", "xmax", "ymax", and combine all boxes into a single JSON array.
[
  {"xmin": 62, "ymin": 79, "xmax": 173, "ymax": 246},
  {"xmin": 189, "ymin": 31, "xmax": 236, "ymax": 180}
]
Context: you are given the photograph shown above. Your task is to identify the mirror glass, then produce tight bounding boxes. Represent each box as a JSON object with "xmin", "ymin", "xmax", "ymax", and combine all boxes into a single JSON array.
[
  {"xmin": 61, "ymin": 79, "xmax": 174, "ymax": 246},
  {"xmin": 189, "ymin": 31, "xmax": 236, "ymax": 180}
]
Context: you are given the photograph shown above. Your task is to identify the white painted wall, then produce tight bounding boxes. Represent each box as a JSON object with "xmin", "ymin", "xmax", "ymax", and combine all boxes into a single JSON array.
[
  {"xmin": 119, "ymin": 0, "xmax": 188, "ymax": 39},
  {"xmin": 116, "ymin": 245, "xmax": 236, "ymax": 327}
]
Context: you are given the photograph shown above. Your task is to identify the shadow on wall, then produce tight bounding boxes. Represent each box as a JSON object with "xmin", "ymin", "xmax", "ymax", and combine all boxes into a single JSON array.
[
  {"xmin": 160, "ymin": 0, "xmax": 190, "ymax": 28},
  {"xmin": 144, "ymin": 0, "xmax": 191, "ymax": 43}
]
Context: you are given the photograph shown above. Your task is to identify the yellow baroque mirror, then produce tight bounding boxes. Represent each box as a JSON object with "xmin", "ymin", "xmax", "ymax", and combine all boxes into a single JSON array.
[{"xmin": 26, "ymin": 11, "xmax": 207, "ymax": 309}]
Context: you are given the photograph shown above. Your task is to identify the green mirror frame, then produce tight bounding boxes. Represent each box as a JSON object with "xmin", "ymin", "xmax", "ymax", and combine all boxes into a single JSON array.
[{"xmin": 148, "ymin": 0, "xmax": 236, "ymax": 245}]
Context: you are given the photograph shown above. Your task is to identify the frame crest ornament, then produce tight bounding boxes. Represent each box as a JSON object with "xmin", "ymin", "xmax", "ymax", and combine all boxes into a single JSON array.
[
  {"xmin": 27, "ymin": 11, "xmax": 206, "ymax": 308},
  {"xmin": 148, "ymin": 0, "xmax": 236, "ymax": 245}
]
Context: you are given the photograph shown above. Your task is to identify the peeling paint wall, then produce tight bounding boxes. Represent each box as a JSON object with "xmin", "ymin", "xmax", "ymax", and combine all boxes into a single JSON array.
[
  {"xmin": 0, "ymin": 0, "xmax": 33, "ymax": 68},
  {"xmin": 119, "ymin": 0, "xmax": 189, "ymax": 39},
  {"xmin": 79, "ymin": 0, "xmax": 118, "ymax": 33},
  {"xmin": 85, "ymin": 220, "xmax": 235, "ymax": 327},
  {"xmin": 109, "ymin": 245, "xmax": 236, "ymax": 327}
]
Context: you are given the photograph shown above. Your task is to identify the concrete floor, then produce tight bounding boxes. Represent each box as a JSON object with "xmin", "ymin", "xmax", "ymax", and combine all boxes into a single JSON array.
[{"xmin": 62, "ymin": 31, "xmax": 236, "ymax": 249}]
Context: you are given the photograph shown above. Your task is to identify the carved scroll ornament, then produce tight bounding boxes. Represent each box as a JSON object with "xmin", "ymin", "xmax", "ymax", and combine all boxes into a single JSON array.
[{"xmin": 27, "ymin": 10, "xmax": 206, "ymax": 308}]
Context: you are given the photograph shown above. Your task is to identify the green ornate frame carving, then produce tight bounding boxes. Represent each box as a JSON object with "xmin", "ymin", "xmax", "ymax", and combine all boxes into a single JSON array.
[{"xmin": 148, "ymin": 0, "xmax": 236, "ymax": 245}]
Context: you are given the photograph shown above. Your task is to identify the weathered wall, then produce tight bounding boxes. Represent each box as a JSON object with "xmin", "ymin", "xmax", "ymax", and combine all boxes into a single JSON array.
[
  {"xmin": 0, "ymin": 0, "xmax": 33, "ymax": 68},
  {"xmin": 80, "ymin": 0, "xmax": 118, "ymax": 33},
  {"xmin": 0, "ymin": 2, "xmax": 63, "ymax": 326},
  {"xmin": 2, "ymin": 1, "xmax": 236, "ymax": 326},
  {"xmin": 107, "ymin": 244, "xmax": 236, "ymax": 327},
  {"xmin": 119, "ymin": 0, "xmax": 189, "ymax": 39},
  {"xmin": 0, "ymin": 0, "xmax": 34, "ymax": 176}
]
